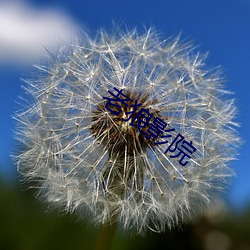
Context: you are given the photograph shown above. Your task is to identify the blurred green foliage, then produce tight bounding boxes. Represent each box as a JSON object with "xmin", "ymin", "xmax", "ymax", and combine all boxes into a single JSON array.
[{"xmin": 1, "ymin": 176, "xmax": 250, "ymax": 250}]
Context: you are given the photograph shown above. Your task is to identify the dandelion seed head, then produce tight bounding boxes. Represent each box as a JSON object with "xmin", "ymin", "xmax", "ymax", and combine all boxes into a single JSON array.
[{"xmin": 14, "ymin": 27, "xmax": 240, "ymax": 233}]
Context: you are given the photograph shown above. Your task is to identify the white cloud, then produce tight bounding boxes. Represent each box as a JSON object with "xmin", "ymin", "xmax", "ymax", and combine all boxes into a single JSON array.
[{"xmin": 0, "ymin": 1, "xmax": 78, "ymax": 65}]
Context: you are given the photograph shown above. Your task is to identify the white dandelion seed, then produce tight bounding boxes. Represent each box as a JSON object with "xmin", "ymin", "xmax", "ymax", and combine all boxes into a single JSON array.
[{"xmin": 14, "ymin": 27, "xmax": 240, "ymax": 233}]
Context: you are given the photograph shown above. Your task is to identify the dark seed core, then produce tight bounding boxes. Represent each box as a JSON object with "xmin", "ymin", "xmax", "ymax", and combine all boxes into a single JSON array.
[{"xmin": 90, "ymin": 90, "xmax": 162, "ymax": 159}]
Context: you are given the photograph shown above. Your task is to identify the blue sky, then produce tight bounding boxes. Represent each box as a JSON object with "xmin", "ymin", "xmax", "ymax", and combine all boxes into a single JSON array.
[{"xmin": 1, "ymin": 0, "xmax": 249, "ymax": 210}]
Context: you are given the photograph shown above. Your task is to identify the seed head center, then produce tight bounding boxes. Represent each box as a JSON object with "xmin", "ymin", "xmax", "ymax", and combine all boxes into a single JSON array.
[{"xmin": 90, "ymin": 90, "xmax": 160, "ymax": 158}]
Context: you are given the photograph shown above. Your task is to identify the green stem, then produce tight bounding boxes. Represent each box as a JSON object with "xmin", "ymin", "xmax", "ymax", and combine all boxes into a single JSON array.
[{"xmin": 94, "ymin": 221, "xmax": 117, "ymax": 250}]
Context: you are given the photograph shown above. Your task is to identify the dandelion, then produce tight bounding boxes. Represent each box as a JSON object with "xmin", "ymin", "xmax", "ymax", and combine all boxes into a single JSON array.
[{"xmin": 14, "ymin": 27, "xmax": 240, "ymax": 234}]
